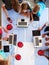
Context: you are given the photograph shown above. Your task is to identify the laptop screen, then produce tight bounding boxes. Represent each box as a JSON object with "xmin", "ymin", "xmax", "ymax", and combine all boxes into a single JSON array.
[{"xmin": 32, "ymin": 30, "xmax": 40, "ymax": 36}]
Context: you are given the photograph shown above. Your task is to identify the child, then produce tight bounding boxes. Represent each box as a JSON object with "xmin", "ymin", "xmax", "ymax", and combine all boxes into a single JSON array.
[
  {"xmin": 11, "ymin": 0, "xmax": 21, "ymax": 13},
  {"xmin": 38, "ymin": 22, "xmax": 49, "ymax": 37},
  {"xmin": 30, "ymin": 4, "xmax": 40, "ymax": 21},
  {"xmin": 0, "ymin": 26, "xmax": 8, "ymax": 41},
  {"xmin": 37, "ymin": 0, "xmax": 46, "ymax": 16},
  {"xmin": 20, "ymin": 2, "xmax": 31, "ymax": 17},
  {"xmin": 2, "ymin": 0, "xmax": 13, "ymax": 23},
  {"xmin": 2, "ymin": 0, "xmax": 21, "ymax": 23}
]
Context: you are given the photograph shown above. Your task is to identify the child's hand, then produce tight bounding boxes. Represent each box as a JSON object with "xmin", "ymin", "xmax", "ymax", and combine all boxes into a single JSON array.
[
  {"xmin": 38, "ymin": 27, "xmax": 42, "ymax": 31},
  {"xmin": 7, "ymin": 17, "xmax": 13, "ymax": 23},
  {"xmin": 42, "ymin": 34, "xmax": 46, "ymax": 38},
  {"xmin": 3, "ymin": 37, "xmax": 8, "ymax": 41},
  {"xmin": 3, "ymin": 27, "xmax": 8, "ymax": 33},
  {"xmin": 2, "ymin": 4, "xmax": 12, "ymax": 23}
]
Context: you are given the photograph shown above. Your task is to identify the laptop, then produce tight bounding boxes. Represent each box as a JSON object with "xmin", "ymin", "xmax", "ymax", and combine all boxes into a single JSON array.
[
  {"xmin": 17, "ymin": 18, "xmax": 29, "ymax": 28},
  {"xmin": 9, "ymin": 34, "xmax": 17, "ymax": 45},
  {"xmin": 32, "ymin": 30, "xmax": 42, "ymax": 47}
]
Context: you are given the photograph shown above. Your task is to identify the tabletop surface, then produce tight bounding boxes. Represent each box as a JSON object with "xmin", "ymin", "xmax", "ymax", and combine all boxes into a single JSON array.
[{"xmin": 2, "ymin": 8, "xmax": 48, "ymax": 65}]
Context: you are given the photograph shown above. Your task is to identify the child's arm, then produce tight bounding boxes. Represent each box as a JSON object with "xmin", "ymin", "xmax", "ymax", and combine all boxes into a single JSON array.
[
  {"xmin": 2, "ymin": 4, "xmax": 9, "ymax": 18},
  {"xmin": 38, "ymin": 23, "xmax": 46, "ymax": 31},
  {"xmin": 2, "ymin": 33, "xmax": 9, "ymax": 41},
  {"xmin": 2, "ymin": 4, "xmax": 12, "ymax": 23},
  {"xmin": 44, "ymin": 55, "xmax": 49, "ymax": 60},
  {"xmin": 30, "ymin": 12, "xmax": 34, "ymax": 21},
  {"xmin": 6, "ymin": 56, "xmax": 11, "ymax": 65},
  {"xmin": 2, "ymin": 27, "xmax": 8, "ymax": 33}
]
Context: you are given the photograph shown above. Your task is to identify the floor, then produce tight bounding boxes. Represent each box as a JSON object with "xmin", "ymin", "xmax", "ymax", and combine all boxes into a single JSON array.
[{"xmin": 2, "ymin": 7, "xmax": 48, "ymax": 65}]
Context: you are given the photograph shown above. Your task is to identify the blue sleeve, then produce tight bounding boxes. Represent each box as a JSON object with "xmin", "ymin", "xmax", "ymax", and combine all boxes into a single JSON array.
[
  {"xmin": 37, "ymin": 2, "xmax": 46, "ymax": 16},
  {"xmin": 0, "ymin": 50, "xmax": 6, "ymax": 59}
]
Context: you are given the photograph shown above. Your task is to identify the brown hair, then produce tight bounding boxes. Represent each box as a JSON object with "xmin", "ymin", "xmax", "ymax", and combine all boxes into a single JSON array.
[
  {"xmin": 11, "ymin": 0, "xmax": 20, "ymax": 12},
  {"xmin": 33, "ymin": 4, "xmax": 40, "ymax": 14},
  {"xmin": 21, "ymin": 2, "xmax": 30, "ymax": 12}
]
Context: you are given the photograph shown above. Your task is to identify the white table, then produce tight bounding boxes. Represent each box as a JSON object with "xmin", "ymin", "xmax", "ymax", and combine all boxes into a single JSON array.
[{"xmin": 2, "ymin": 8, "xmax": 48, "ymax": 65}]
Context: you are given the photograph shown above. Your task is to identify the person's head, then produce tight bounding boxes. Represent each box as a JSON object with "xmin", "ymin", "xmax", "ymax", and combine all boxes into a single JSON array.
[
  {"xmin": 11, "ymin": 0, "xmax": 21, "ymax": 12},
  {"xmin": 32, "ymin": 4, "xmax": 40, "ymax": 14},
  {"xmin": 21, "ymin": 2, "xmax": 30, "ymax": 13}
]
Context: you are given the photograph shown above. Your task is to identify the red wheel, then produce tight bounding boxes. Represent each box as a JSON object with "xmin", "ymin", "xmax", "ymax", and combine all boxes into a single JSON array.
[
  {"xmin": 6, "ymin": 24, "xmax": 13, "ymax": 30},
  {"xmin": 38, "ymin": 50, "xmax": 44, "ymax": 56},
  {"xmin": 15, "ymin": 54, "xmax": 21, "ymax": 60},
  {"xmin": 17, "ymin": 42, "xmax": 23, "ymax": 48},
  {"xmin": 0, "ymin": 29, "xmax": 2, "ymax": 35}
]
